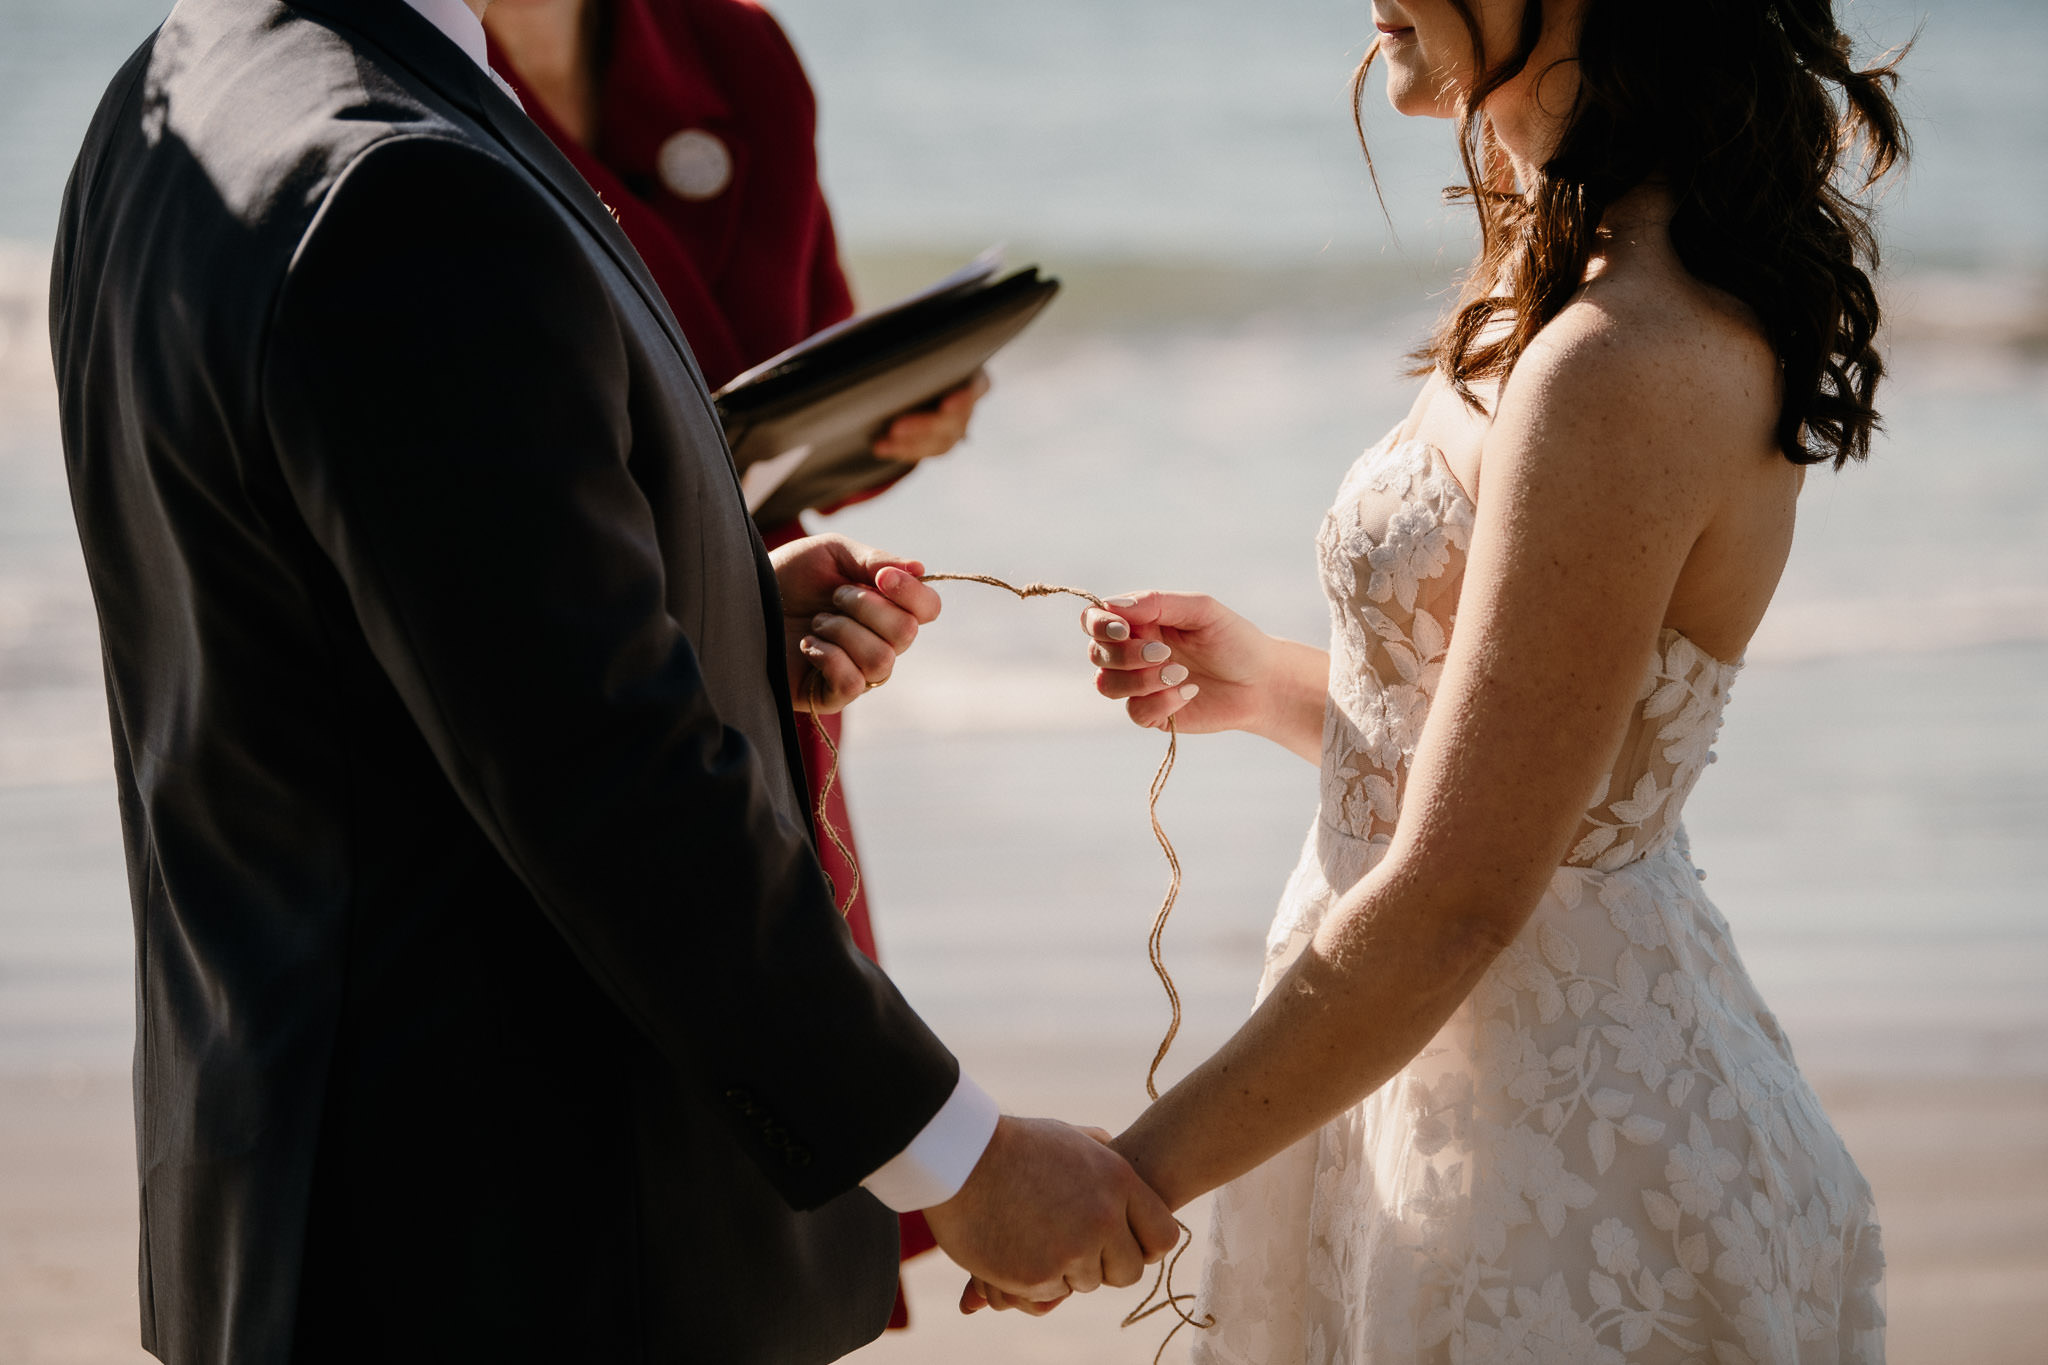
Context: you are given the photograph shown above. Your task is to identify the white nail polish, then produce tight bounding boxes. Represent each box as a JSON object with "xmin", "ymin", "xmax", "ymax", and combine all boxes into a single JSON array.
[
  {"xmin": 1180, "ymin": 684, "xmax": 1200, "ymax": 701},
  {"xmin": 1159, "ymin": 663, "xmax": 1189, "ymax": 687},
  {"xmin": 1106, "ymin": 594, "xmax": 1137, "ymax": 608},
  {"xmin": 1142, "ymin": 641, "xmax": 1171, "ymax": 664},
  {"xmin": 1104, "ymin": 620, "xmax": 1130, "ymax": 641}
]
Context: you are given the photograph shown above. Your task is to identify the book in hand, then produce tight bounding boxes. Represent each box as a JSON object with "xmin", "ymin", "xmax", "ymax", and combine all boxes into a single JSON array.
[{"xmin": 715, "ymin": 249, "xmax": 1060, "ymax": 528}]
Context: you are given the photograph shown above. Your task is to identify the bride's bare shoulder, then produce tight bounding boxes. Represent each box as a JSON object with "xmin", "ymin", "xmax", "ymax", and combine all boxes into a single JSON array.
[{"xmin": 1496, "ymin": 253, "xmax": 1782, "ymax": 480}]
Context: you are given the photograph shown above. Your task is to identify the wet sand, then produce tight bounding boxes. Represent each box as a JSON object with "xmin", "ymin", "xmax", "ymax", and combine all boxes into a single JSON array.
[
  {"xmin": 3, "ymin": 1059, "xmax": 2043, "ymax": 1364},
  {"xmin": 867, "ymin": 1066, "xmax": 2048, "ymax": 1365}
]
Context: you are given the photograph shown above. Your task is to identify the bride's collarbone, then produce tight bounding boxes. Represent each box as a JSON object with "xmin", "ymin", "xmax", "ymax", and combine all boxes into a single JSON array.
[{"xmin": 1396, "ymin": 376, "xmax": 1492, "ymax": 499}]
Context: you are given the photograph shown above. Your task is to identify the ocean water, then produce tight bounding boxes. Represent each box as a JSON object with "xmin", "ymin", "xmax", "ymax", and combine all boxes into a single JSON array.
[
  {"xmin": 774, "ymin": 0, "xmax": 2048, "ymax": 272},
  {"xmin": 0, "ymin": 0, "xmax": 2044, "ymax": 1093},
  {"xmin": 5, "ymin": 0, "xmax": 2045, "ymax": 267}
]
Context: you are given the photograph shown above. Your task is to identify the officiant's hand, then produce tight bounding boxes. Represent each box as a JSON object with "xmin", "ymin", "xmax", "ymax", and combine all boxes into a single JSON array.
[
  {"xmin": 769, "ymin": 534, "xmax": 942, "ymax": 712},
  {"xmin": 871, "ymin": 370, "xmax": 990, "ymax": 463},
  {"xmin": 924, "ymin": 1115, "xmax": 1179, "ymax": 1316},
  {"xmin": 1082, "ymin": 590, "xmax": 1330, "ymax": 762}
]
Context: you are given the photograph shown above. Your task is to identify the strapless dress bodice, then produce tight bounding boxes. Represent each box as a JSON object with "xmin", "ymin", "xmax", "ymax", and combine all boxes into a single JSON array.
[{"xmin": 1312, "ymin": 433, "xmax": 1741, "ymax": 874}]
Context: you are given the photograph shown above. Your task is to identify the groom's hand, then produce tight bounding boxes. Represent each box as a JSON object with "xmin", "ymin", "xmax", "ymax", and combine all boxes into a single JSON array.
[
  {"xmin": 923, "ymin": 1115, "xmax": 1180, "ymax": 1313},
  {"xmin": 768, "ymin": 534, "xmax": 942, "ymax": 712}
]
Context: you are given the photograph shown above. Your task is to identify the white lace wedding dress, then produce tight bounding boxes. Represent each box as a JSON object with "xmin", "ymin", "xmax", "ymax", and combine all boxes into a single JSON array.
[{"xmin": 1190, "ymin": 434, "xmax": 1886, "ymax": 1365}]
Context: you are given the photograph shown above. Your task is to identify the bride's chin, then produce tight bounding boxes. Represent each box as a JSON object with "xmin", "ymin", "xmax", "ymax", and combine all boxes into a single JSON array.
[
  {"xmin": 1383, "ymin": 69, "xmax": 1460, "ymax": 121},
  {"xmin": 1375, "ymin": 46, "xmax": 1458, "ymax": 120}
]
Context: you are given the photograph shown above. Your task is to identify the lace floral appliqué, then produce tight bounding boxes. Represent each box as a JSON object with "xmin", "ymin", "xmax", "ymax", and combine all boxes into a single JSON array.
[{"xmin": 1193, "ymin": 435, "xmax": 1885, "ymax": 1365}]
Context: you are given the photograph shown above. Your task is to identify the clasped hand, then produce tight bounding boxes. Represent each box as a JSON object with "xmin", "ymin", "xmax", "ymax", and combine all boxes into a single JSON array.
[{"xmin": 926, "ymin": 1115, "xmax": 1181, "ymax": 1318}]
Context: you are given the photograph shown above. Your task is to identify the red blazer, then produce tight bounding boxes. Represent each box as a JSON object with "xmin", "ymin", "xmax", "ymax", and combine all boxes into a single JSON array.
[
  {"xmin": 494, "ymin": 0, "xmax": 851, "ymax": 391},
  {"xmin": 490, "ymin": 0, "xmax": 938, "ymax": 1316}
]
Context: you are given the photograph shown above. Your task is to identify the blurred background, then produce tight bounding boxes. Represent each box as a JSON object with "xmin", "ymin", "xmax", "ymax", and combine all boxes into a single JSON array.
[{"xmin": 2, "ymin": 1, "xmax": 2042, "ymax": 1361}]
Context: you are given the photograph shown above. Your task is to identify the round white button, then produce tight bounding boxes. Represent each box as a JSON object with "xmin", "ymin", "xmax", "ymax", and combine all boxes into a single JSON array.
[{"xmin": 657, "ymin": 129, "xmax": 733, "ymax": 201}]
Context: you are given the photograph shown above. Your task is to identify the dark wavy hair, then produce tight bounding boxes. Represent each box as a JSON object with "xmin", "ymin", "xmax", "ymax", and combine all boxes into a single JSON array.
[{"xmin": 1355, "ymin": 1, "xmax": 1908, "ymax": 467}]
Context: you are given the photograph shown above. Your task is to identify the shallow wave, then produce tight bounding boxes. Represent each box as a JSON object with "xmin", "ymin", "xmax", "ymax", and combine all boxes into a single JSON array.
[{"xmin": 6, "ymin": 234, "xmax": 2045, "ymax": 360}]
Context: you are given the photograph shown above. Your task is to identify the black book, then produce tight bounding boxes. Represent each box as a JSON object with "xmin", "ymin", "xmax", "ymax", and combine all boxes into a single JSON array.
[{"xmin": 715, "ymin": 250, "xmax": 1060, "ymax": 527}]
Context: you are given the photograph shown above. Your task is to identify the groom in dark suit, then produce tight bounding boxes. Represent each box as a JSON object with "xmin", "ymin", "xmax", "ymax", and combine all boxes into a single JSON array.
[{"xmin": 50, "ymin": 0, "xmax": 1177, "ymax": 1360}]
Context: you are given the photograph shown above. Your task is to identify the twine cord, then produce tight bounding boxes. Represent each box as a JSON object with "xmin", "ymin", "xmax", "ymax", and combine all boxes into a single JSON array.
[
  {"xmin": 917, "ymin": 572, "xmax": 1106, "ymax": 609},
  {"xmin": 1142, "ymin": 722, "xmax": 1181, "ymax": 1104},
  {"xmin": 916, "ymin": 576, "xmax": 1186, "ymax": 1100},
  {"xmin": 1120, "ymin": 1215, "xmax": 1217, "ymax": 1363},
  {"xmin": 801, "ymin": 569, "xmax": 1210, "ymax": 1350},
  {"xmin": 803, "ymin": 669, "xmax": 862, "ymax": 922}
]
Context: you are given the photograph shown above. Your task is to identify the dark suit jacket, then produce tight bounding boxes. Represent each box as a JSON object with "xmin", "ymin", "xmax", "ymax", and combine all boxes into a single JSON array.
[{"xmin": 49, "ymin": 1, "xmax": 959, "ymax": 1360}]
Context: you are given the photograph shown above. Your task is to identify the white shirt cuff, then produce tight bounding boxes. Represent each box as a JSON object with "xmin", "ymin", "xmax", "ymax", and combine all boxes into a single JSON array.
[{"xmin": 859, "ymin": 1073, "xmax": 1001, "ymax": 1212}]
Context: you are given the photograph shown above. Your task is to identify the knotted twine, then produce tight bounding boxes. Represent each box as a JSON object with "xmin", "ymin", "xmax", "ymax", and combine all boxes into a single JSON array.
[{"xmin": 805, "ymin": 571, "xmax": 1214, "ymax": 1357}]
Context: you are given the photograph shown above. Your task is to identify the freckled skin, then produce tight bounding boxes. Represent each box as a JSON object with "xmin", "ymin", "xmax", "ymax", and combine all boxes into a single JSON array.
[{"xmin": 1071, "ymin": 1, "xmax": 1802, "ymax": 1221}]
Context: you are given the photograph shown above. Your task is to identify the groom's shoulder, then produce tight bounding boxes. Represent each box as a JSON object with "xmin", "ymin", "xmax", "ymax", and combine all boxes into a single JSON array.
[
  {"xmin": 55, "ymin": 0, "xmax": 563, "ymax": 408},
  {"xmin": 104, "ymin": 0, "xmax": 503, "ymax": 242}
]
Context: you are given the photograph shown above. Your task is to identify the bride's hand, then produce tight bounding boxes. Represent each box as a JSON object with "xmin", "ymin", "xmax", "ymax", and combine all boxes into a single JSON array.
[
  {"xmin": 1082, "ymin": 591, "xmax": 1329, "ymax": 761},
  {"xmin": 960, "ymin": 1276, "xmax": 1070, "ymax": 1316},
  {"xmin": 1081, "ymin": 591, "xmax": 1273, "ymax": 732}
]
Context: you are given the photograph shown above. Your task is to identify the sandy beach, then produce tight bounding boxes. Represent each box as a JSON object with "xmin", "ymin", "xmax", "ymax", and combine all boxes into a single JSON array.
[
  {"xmin": 872, "ymin": 1074, "xmax": 2048, "ymax": 1365},
  {"xmin": 4, "ymin": 0, "xmax": 2046, "ymax": 1348},
  {"xmin": 4, "ymin": 1058, "xmax": 2044, "ymax": 1364}
]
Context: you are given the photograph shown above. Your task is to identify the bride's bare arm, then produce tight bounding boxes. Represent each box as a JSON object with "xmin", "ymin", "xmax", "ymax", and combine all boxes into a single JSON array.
[
  {"xmin": 1112, "ymin": 298, "xmax": 1782, "ymax": 1210},
  {"xmin": 1082, "ymin": 592, "xmax": 1330, "ymax": 762}
]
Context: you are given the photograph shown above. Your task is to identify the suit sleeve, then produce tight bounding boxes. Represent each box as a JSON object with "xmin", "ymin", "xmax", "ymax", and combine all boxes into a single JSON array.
[{"xmin": 259, "ymin": 133, "xmax": 958, "ymax": 1209}]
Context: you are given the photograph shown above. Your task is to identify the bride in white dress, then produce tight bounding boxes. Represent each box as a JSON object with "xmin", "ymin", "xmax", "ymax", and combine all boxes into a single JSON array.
[{"xmin": 971, "ymin": 1, "xmax": 1901, "ymax": 1360}]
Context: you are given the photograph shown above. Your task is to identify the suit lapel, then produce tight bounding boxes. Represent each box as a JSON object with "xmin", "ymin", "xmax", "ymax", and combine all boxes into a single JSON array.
[
  {"xmin": 285, "ymin": 0, "xmax": 716, "ymax": 407},
  {"xmin": 469, "ymin": 96, "xmax": 715, "ymax": 404},
  {"xmin": 284, "ymin": 0, "xmax": 787, "ymax": 739},
  {"xmin": 458, "ymin": 80, "xmax": 785, "ymax": 668}
]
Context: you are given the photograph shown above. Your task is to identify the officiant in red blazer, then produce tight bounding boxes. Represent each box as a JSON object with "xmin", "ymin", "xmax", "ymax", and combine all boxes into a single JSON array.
[{"xmin": 485, "ymin": 0, "xmax": 984, "ymax": 1327}]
